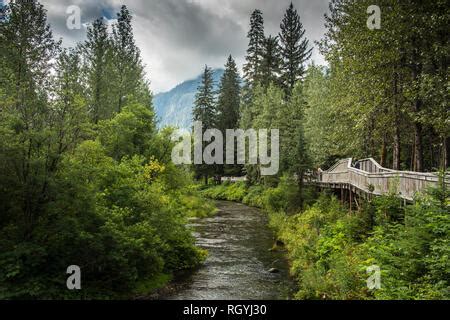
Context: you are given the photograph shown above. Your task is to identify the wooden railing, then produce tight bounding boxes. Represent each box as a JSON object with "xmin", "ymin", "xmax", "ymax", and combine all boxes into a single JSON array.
[{"xmin": 316, "ymin": 158, "xmax": 449, "ymax": 201}]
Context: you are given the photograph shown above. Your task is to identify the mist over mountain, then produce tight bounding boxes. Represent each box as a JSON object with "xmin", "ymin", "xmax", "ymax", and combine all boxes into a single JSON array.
[{"xmin": 153, "ymin": 68, "xmax": 225, "ymax": 130}]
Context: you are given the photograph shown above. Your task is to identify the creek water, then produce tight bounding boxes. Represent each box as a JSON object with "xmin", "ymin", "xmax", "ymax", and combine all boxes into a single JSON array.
[{"xmin": 165, "ymin": 200, "xmax": 296, "ymax": 300}]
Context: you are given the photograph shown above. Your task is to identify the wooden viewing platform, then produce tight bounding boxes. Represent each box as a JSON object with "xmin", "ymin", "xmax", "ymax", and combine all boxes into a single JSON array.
[{"xmin": 312, "ymin": 158, "xmax": 450, "ymax": 201}]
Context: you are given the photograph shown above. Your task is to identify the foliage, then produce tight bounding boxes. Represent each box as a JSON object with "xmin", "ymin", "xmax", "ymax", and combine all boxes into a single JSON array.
[
  {"xmin": 279, "ymin": 2, "xmax": 312, "ymax": 96},
  {"xmin": 243, "ymin": 9, "xmax": 265, "ymax": 88},
  {"xmin": 192, "ymin": 65, "xmax": 217, "ymax": 183},
  {"xmin": 216, "ymin": 55, "xmax": 242, "ymax": 176},
  {"xmin": 260, "ymin": 35, "xmax": 282, "ymax": 89},
  {"xmin": 0, "ymin": 2, "xmax": 212, "ymax": 299},
  {"xmin": 319, "ymin": 0, "xmax": 449, "ymax": 171},
  {"xmin": 97, "ymin": 102, "xmax": 156, "ymax": 161},
  {"xmin": 203, "ymin": 178, "xmax": 449, "ymax": 300},
  {"xmin": 268, "ymin": 186, "xmax": 449, "ymax": 300},
  {"xmin": 202, "ymin": 182, "xmax": 248, "ymax": 202}
]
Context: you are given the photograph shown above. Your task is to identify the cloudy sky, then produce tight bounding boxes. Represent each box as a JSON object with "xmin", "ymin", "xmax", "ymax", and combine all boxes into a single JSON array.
[{"xmin": 37, "ymin": 0, "xmax": 330, "ymax": 93}]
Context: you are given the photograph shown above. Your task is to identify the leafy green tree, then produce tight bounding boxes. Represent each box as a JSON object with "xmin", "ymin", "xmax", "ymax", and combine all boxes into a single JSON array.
[
  {"xmin": 321, "ymin": 0, "xmax": 448, "ymax": 171},
  {"xmin": 98, "ymin": 101, "xmax": 156, "ymax": 161},
  {"xmin": 0, "ymin": 1, "xmax": 210, "ymax": 300},
  {"xmin": 303, "ymin": 65, "xmax": 342, "ymax": 168},
  {"xmin": 243, "ymin": 84, "xmax": 284, "ymax": 184},
  {"xmin": 285, "ymin": 84, "xmax": 312, "ymax": 207},
  {"xmin": 0, "ymin": 0, "xmax": 59, "ymax": 237}
]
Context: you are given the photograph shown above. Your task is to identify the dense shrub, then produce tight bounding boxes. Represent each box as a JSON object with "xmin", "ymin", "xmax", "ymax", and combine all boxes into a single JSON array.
[
  {"xmin": 0, "ymin": 111, "xmax": 212, "ymax": 299},
  {"xmin": 202, "ymin": 182, "xmax": 247, "ymax": 201},
  {"xmin": 242, "ymin": 185, "xmax": 265, "ymax": 208}
]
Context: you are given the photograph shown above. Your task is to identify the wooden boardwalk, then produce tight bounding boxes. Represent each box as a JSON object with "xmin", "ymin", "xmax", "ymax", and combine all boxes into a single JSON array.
[{"xmin": 313, "ymin": 158, "xmax": 449, "ymax": 201}]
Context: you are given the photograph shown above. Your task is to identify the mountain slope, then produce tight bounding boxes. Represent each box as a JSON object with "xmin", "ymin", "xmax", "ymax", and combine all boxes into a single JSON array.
[{"xmin": 153, "ymin": 69, "xmax": 224, "ymax": 130}]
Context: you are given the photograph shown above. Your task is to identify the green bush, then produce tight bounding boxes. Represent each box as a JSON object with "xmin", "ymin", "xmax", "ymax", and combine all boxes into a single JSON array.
[
  {"xmin": 266, "ymin": 196, "xmax": 369, "ymax": 300},
  {"xmin": 243, "ymin": 185, "xmax": 265, "ymax": 208},
  {"xmin": 0, "ymin": 126, "xmax": 212, "ymax": 299},
  {"xmin": 357, "ymin": 187, "xmax": 450, "ymax": 300},
  {"xmin": 263, "ymin": 176, "xmax": 298, "ymax": 213},
  {"xmin": 266, "ymin": 188, "xmax": 448, "ymax": 300},
  {"xmin": 202, "ymin": 182, "xmax": 247, "ymax": 202}
]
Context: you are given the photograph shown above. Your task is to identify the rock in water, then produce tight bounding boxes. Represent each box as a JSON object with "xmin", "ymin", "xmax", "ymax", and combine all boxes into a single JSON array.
[{"xmin": 268, "ymin": 268, "xmax": 279, "ymax": 273}]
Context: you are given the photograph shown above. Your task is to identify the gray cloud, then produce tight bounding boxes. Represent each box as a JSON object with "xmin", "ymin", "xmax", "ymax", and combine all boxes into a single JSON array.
[{"xmin": 40, "ymin": 0, "xmax": 329, "ymax": 93}]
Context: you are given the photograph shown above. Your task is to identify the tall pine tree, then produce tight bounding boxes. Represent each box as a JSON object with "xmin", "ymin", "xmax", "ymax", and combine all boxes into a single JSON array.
[
  {"xmin": 193, "ymin": 66, "xmax": 217, "ymax": 183},
  {"xmin": 243, "ymin": 9, "xmax": 265, "ymax": 89},
  {"xmin": 279, "ymin": 2, "xmax": 312, "ymax": 96},
  {"xmin": 193, "ymin": 65, "xmax": 216, "ymax": 130},
  {"xmin": 217, "ymin": 55, "xmax": 242, "ymax": 176},
  {"xmin": 111, "ymin": 5, "xmax": 151, "ymax": 112},
  {"xmin": 81, "ymin": 17, "xmax": 112, "ymax": 124},
  {"xmin": 217, "ymin": 55, "xmax": 241, "ymax": 131},
  {"xmin": 240, "ymin": 9, "xmax": 264, "ymax": 133},
  {"xmin": 261, "ymin": 35, "xmax": 282, "ymax": 89}
]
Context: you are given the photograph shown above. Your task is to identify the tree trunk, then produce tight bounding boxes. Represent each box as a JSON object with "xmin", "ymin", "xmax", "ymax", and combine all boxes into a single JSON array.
[
  {"xmin": 380, "ymin": 134, "xmax": 387, "ymax": 167},
  {"xmin": 393, "ymin": 125, "xmax": 401, "ymax": 170},
  {"xmin": 413, "ymin": 119, "xmax": 423, "ymax": 172},
  {"xmin": 443, "ymin": 136, "xmax": 449, "ymax": 170},
  {"xmin": 410, "ymin": 41, "xmax": 424, "ymax": 172},
  {"xmin": 392, "ymin": 71, "xmax": 401, "ymax": 170}
]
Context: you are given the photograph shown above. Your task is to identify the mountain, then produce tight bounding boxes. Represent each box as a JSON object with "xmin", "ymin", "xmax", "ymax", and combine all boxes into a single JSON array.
[{"xmin": 153, "ymin": 69, "xmax": 224, "ymax": 130}]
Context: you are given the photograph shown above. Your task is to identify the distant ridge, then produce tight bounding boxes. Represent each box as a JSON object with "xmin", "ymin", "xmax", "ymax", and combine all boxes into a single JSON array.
[{"xmin": 153, "ymin": 69, "xmax": 224, "ymax": 130}]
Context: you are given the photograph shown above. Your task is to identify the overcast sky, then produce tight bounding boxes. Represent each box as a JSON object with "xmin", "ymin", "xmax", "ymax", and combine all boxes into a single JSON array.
[{"xmin": 37, "ymin": 0, "xmax": 330, "ymax": 93}]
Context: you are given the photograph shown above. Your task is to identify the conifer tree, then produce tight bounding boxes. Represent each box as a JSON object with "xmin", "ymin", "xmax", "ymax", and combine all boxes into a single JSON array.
[
  {"xmin": 217, "ymin": 55, "xmax": 242, "ymax": 176},
  {"xmin": 243, "ymin": 9, "xmax": 265, "ymax": 88},
  {"xmin": 193, "ymin": 66, "xmax": 217, "ymax": 183},
  {"xmin": 261, "ymin": 35, "xmax": 282, "ymax": 89},
  {"xmin": 0, "ymin": 0, "xmax": 59, "ymax": 107},
  {"xmin": 111, "ymin": 5, "xmax": 150, "ymax": 112},
  {"xmin": 240, "ymin": 9, "xmax": 265, "ymax": 132},
  {"xmin": 81, "ymin": 18, "xmax": 112, "ymax": 123},
  {"xmin": 279, "ymin": 2, "xmax": 312, "ymax": 96},
  {"xmin": 217, "ymin": 55, "xmax": 241, "ymax": 131},
  {"xmin": 193, "ymin": 66, "xmax": 216, "ymax": 130}
]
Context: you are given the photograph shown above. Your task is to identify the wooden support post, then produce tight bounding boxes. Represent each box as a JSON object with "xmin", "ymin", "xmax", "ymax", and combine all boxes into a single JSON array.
[
  {"xmin": 349, "ymin": 190, "xmax": 353, "ymax": 213},
  {"xmin": 355, "ymin": 195, "xmax": 360, "ymax": 211}
]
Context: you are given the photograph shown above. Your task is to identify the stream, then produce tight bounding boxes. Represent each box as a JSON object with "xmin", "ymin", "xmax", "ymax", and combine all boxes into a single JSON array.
[{"xmin": 165, "ymin": 200, "xmax": 296, "ymax": 300}]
